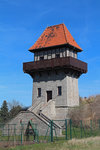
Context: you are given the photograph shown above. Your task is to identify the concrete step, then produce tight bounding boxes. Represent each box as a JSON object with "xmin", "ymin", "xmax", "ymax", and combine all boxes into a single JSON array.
[{"xmin": 28, "ymin": 101, "xmax": 44, "ymax": 113}]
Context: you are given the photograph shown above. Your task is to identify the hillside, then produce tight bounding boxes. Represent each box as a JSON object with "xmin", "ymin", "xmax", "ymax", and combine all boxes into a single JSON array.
[{"xmin": 70, "ymin": 95, "xmax": 100, "ymax": 121}]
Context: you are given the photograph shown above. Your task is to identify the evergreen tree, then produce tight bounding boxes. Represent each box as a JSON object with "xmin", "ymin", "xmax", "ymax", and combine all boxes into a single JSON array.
[
  {"xmin": 0, "ymin": 109, "xmax": 2, "ymax": 122},
  {"xmin": 0, "ymin": 100, "xmax": 9, "ymax": 123}
]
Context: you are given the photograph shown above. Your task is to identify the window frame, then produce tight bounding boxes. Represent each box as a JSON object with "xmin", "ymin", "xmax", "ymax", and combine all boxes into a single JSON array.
[
  {"xmin": 56, "ymin": 53, "xmax": 60, "ymax": 58},
  {"xmin": 58, "ymin": 86, "xmax": 62, "ymax": 96},
  {"xmin": 38, "ymin": 88, "xmax": 41, "ymax": 97},
  {"xmin": 40, "ymin": 56, "xmax": 44, "ymax": 60}
]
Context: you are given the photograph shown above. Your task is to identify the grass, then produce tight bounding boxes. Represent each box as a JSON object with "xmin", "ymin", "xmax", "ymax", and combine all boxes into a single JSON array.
[
  {"xmin": 62, "ymin": 126, "xmax": 100, "ymax": 139},
  {"xmin": 0, "ymin": 136, "xmax": 100, "ymax": 150}
]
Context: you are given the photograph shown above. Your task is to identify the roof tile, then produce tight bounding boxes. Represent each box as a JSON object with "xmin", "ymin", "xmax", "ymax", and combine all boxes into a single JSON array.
[{"xmin": 29, "ymin": 23, "xmax": 82, "ymax": 51}]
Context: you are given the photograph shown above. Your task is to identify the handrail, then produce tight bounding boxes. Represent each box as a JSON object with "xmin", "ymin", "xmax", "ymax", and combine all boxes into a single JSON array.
[{"xmin": 40, "ymin": 113, "xmax": 61, "ymax": 129}]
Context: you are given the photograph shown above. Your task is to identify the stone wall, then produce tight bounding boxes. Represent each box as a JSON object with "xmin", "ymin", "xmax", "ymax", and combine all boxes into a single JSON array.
[
  {"xmin": 41, "ymin": 100, "xmax": 56, "ymax": 119},
  {"xmin": 4, "ymin": 111, "xmax": 62, "ymax": 136},
  {"xmin": 32, "ymin": 70, "xmax": 67, "ymax": 107},
  {"xmin": 32, "ymin": 71, "xmax": 79, "ymax": 107},
  {"xmin": 67, "ymin": 76, "xmax": 79, "ymax": 106},
  {"xmin": 32, "ymin": 70, "xmax": 79, "ymax": 120}
]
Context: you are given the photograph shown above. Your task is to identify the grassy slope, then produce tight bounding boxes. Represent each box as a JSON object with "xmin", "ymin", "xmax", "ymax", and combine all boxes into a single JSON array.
[{"xmin": 1, "ymin": 137, "xmax": 100, "ymax": 150}]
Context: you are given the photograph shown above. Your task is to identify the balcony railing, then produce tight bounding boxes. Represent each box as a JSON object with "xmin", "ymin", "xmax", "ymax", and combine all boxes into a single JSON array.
[{"xmin": 23, "ymin": 57, "xmax": 87, "ymax": 75}]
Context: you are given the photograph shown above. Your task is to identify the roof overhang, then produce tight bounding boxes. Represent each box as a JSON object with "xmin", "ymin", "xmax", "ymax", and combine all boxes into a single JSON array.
[{"xmin": 29, "ymin": 43, "xmax": 82, "ymax": 53}]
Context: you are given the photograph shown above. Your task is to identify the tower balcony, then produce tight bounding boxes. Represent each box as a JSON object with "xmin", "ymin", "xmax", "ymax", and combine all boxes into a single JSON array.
[{"xmin": 23, "ymin": 57, "xmax": 87, "ymax": 77}]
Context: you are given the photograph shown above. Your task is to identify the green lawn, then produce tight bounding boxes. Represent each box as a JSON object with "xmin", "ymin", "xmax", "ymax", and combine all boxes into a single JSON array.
[{"xmin": 0, "ymin": 137, "xmax": 100, "ymax": 150}]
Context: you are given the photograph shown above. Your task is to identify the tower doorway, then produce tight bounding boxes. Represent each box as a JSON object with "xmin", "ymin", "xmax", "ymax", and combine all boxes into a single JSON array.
[{"xmin": 47, "ymin": 91, "xmax": 52, "ymax": 102}]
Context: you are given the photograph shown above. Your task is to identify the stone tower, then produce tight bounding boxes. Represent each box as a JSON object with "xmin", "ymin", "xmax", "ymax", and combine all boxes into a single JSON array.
[{"xmin": 23, "ymin": 23, "xmax": 87, "ymax": 120}]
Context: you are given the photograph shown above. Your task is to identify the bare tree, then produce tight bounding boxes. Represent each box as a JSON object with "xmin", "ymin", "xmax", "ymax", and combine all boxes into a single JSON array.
[{"xmin": 8, "ymin": 99, "xmax": 23, "ymax": 110}]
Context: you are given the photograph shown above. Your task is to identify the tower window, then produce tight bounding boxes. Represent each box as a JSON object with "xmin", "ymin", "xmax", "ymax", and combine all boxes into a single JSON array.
[
  {"xmin": 56, "ymin": 53, "xmax": 60, "ymax": 58},
  {"xmin": 40, "ymin": 56, "xmax": 44, "ymax": 60},
  {"xmin": 47, "ymin": 50, "xmax": 52, "ymax": 59},
  {"xmin": 38, "ymin": 88, "xmax": 41, "ymax": 97},
  {"xmin": 58, "ymin": 86, "xmax": 62, "ymax": 96},
  {"xmin": 73, "ymin": 52, "xmax": 75, "ymax": 58},
  {"xmin": 75, "ymin": 52, "xmax": 77, "ymax": 58}
]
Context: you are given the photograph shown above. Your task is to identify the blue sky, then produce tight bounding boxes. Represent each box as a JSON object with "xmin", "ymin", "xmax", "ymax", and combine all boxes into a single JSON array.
[{"xmin": 0, "ymin": 0, "xmax": 100, "ymax": 107}]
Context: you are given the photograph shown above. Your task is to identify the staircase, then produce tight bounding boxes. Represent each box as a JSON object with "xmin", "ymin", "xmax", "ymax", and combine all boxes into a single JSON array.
[
  {"xmin": 28, "ymin": 101, "xmax": 44, "ymax": 113},
  {"xmin": 28, "ymin": 100, "xmax": 62, "ymax": 130}
]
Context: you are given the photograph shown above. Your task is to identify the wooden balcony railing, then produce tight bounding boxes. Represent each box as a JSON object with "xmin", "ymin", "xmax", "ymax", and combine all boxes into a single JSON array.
[{"xmin": 23, "ymin": 57, "xmax": 87, "ymax": 75}]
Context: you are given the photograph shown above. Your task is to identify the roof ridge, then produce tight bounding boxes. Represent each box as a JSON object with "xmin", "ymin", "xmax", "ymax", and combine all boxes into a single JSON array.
[
  {"xmin": 62, "ymin": 24, "xmax": 67, "ymax": 43},
  {"xmin": 47, "ymin": 23, "xmax": 64, "ymax": 28}
]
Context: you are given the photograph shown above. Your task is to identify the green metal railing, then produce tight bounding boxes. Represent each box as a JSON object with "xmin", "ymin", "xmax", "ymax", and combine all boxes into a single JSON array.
[
  {"xmin": 0, "ymin": 119, "xmax": 100, "ymax": 146},
  {"xmin": 0, "ymin": 120, "xmax": 39, "ymax": 146},
  {"xmin": 44, "ymin": 119, "xmax": 100, "ymax": 142}
]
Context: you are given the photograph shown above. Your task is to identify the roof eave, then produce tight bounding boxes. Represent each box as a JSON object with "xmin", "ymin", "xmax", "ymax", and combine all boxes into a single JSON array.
[{"xmin": 28, "ymin": 43, "xmax": 83, "ymax": 53}]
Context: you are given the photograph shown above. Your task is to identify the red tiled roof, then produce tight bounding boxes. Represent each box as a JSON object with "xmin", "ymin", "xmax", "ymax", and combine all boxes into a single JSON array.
[{"xmin": 29, "ymin": 23, "xmax": 82, "ymax": 51}]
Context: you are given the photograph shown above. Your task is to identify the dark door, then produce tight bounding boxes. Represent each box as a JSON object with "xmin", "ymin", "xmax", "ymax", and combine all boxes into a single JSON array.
[{"xmin": 47, "ymin": 91, "xmax": 52, "ymax": 102}]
